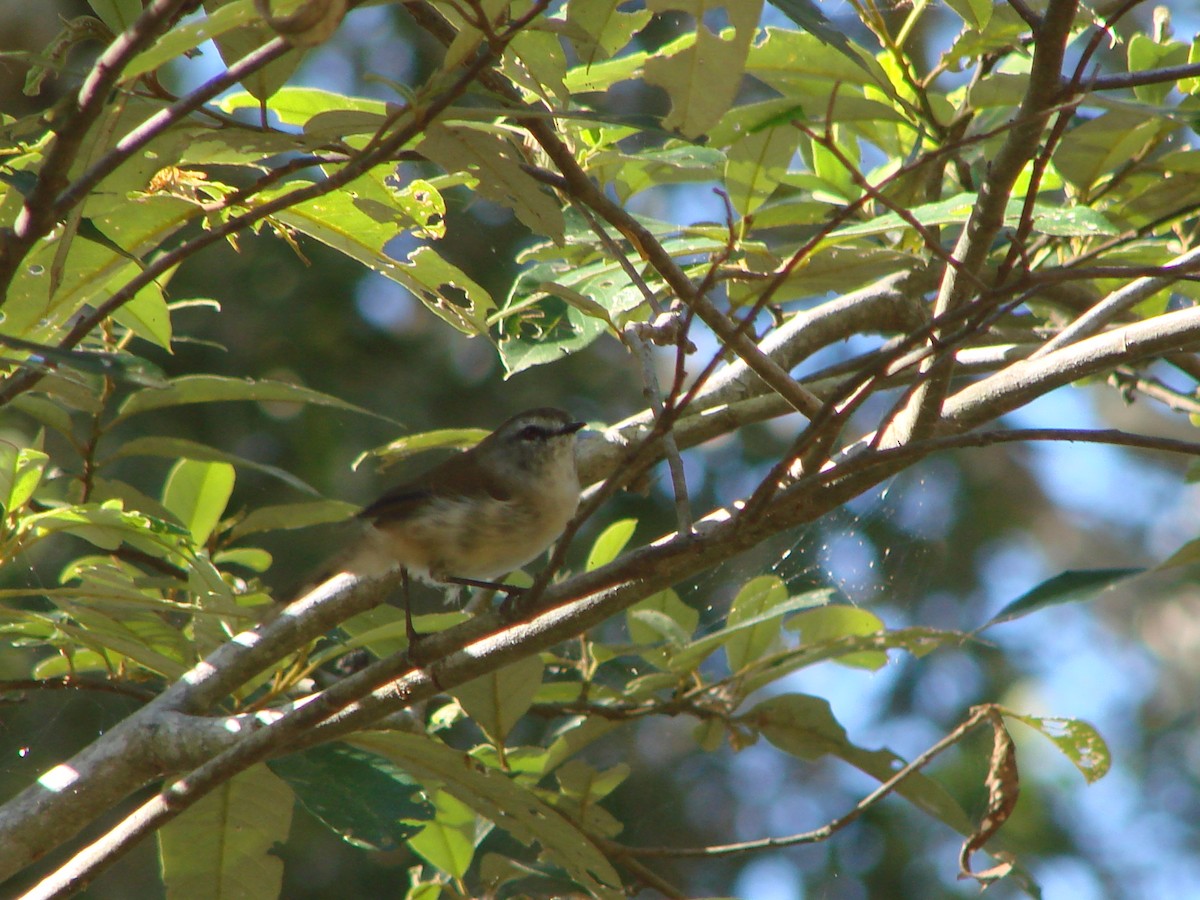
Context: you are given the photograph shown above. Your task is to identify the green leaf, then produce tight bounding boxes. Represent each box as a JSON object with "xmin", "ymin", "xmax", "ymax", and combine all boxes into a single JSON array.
[
  {"xmin": 627, "ymin": 609, "xmax": 694, "ymax": 649},
  {"xmin": 390, "ymin": 246, "xmax": 497, "ymax": 336},
  {"xmin": 768, "ymin": 0, "xmax": 859, "ymax": 61},
  {"xmin": 563, "ymin": 29, "xmax": 695, "ymax": 94},
  {"xmin": 267, "ymin": 743, "xmax": 433, "ymax": 850},
  {"xmin": 352, "ymin": 732, "xmax": 623, "ymax": 899},
  {"xmin": 746, "ymin": 693, "xmax": 973, "ymax": 833},
  {"xmin": 123, "ymin": 0, "xmax": 266, "ymax": 81},
  {"xmin": 116, "ymin": 375, "xmax": 391, "ymax": 423},
  {"xmin": 88, "ymin": 0, "xmax": 142, "ymax": 33},
  {"xmin": 1159, "ymin": 536, "xmax": 1200, "ymax": 570},
  {"xmin": 591, "ymin": 144, "xmax": 725, "ymax": 203},
  {"xmin": 982, "ymin": 568, "xmax": 1143, "ymax": 629},
  {"xmin": 331, "ymin": 605, "xmax": 470, "ymax": 664},
  {"xmin": 725, "ymin": 125, "xmax": 799, "ymax": 216},
  {"xmin": 212, "ymin": 546, "xmax": 273, "ymax": 572},
  {"xmin": 740, "ymin": 627, "xmax": 965, "ymax": 697},
  {"xmin": 454, "ymin": 654, "xmax": 545, "ymax": 743},
  {"xmin": 407, "ymin": 791, "xmax": 480, "ymax": 879},
  {"xmin": 1004, "ymin": 712, "xmax": 1112, "ymax": 784},
  {"xmin": 418, "ymin": 123, "xmax": 565, "ymax": 240},
  {"xmin": 669, "ymin": 588, "xmax": 831, "ymax": 673},
  {"xmin": 830, "ymin": 192, "xmax": 1119, "ymax": 239},
  {"xmin": 108, "ymin": 270, "xmax": 172, "ymax": 350},
  {"xmin": 357, "ymin": 425, "xmax": 490, "ymax": 471},
  {"xmin": 205, "ymin": 0, "xmax": 304, "ymax": 102},
  {"xmin": 565, "ymin": 1, "xmax": 652, "ymax": 66},
  {"xmin": 217, "ymin": 85, "xmax": 389, "ymax": 129},
  {"xmin": 943, "ymin": 0, "xmax": 993, "ymax": 29},
  {"xmin": 624, "ymin": 589, "xmax": 697, "ymax": 671},
  {"xmin": 585, "ymin": 518, "xmax": 637, "ymax": 571},
  {"xmin": 0, "ymin": 445, "xmax": 48, "ymax": 515},
  {"xmin": 556, "ymin": 759, "xmax": 630, "ymax": 803},
  {"xmin": 644, "ymin": 4, "xmax": 761, "ymax": 139},
  {"xmin": 1054, "ymin": 109, "xmax": 1166, "ymax": 193},
  {"xmin": 21, "ymin": 501, "xmax": 191, "ymax": 557},
  {"xmin": 724, "ymin": 575, "xmax": 790, "ymax": 672},
  {"xmin": 159, "ymin": 764, "xmax": 292, "ymax": 900},
  {"xmin": 497, "ymin": 299, "xmax": 610, "ymax": 377},
  {"xmin": 52, "ymin": 607, "xmax": 191, "ymax": 678},
  {"xmin": 788, "ymin": 605, "xmax": 888, "ymax": 670},
  {"xmin": 1127, "ymin": 34, "xmax": 1189, "ymax": 106},
  {"xmin": 746, "ymin": 26, "xmax": 890, "ymax": 95},
  {"xmin": 106, "ymin": 435, "xmax": 321, "ymax": 496},
  {"xmin": 8, "ymin": 394, "xmax": 75, "ymax": 438},
  {"xmin": 162, "ymin": 459, "xmax": 235, "ymax": 546},
  {"xmin": 229, "ymin": 499, "xmax": 357, "ymax": 539},
  {"xmin": 0, "ymin": 334, "xmax": 167, "ymax": 387}
]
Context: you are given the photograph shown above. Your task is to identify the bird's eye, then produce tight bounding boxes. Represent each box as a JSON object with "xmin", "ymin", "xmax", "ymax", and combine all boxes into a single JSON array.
[{"xmin": 518, "ymin": 425, "xmax": 545, "ymax": 441}]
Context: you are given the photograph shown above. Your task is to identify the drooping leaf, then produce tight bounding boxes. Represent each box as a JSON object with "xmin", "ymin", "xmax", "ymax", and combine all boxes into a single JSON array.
[
  {"xmin": 267, "ymin": 743, "xmax": 433, "ymax": 850},
  {"xmin": 565, "ymin": 1, "xmax": 652, "ymax": 66},
  {"xmin": 746, "ymin": 693, "xmax": 973, "ymax": 834},
  {"xmin": 116, "ymin": 375, "xmax": 392, "ymax": 423},
  {"xmin": 229, "ymin": 499, "xmax": 357, "ymax": 539},
  {"xmin": 725, "ymin": 124, "xmax": 800, "ymax": 216},
  {"xmin": 107, "ymin": 435, "xmax": 321, "ymax": 496},
  {"xmin": 669, "ymin": 588, "xmax": 831, "ymax": 673},
  {"xmin": 625, "ymin": 588, "xmax": 699, "ymax": 666},
  {"xmin": 724, "ymin": 575, "xmax": 790, "ymax": 672},
  {"xmin": 644, "ymin": 1, "xmax": 762, "ymax": 139},
  {"xmin": 982, "ymin": 568, "xmax": 1143, "ymax": 629},
  {"xmin": 0, "ymin": 445, "xmax": 48, "ymax": 515},
  {"xmin": 788, "ymin": 605, "xmax": 888, "ymax": 670},
  {"xmin": 418, "ymin": 123, "xmax": 565, "ymax": 240},
  {"xmin": 768, "ymin": 0, "xmax": 858, "ymax": 61},
  {"xmin": 1004, "ymin": 712, "xmax": 1111, "ymax": 784}
]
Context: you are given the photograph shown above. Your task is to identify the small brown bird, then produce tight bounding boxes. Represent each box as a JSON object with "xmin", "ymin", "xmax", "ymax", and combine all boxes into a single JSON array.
[{"xmin": 322, "ymin": 408, "xmax": 586, "ymax": 642}]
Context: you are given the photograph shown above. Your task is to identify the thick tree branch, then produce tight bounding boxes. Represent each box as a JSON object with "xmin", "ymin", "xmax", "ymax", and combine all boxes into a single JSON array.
[{"xmin": 883, "ymin": 0, "xmax": 1080, "ymax": 445}]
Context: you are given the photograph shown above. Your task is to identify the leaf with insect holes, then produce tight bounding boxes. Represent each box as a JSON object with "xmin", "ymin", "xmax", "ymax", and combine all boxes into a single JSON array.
[
  {"xmin": 1005, "ymin": 712, "xmax": 1111, "ymax": 784},
  {"xmin": 418, "ymin": 123, "xmax": 564, "ymax": 240}
]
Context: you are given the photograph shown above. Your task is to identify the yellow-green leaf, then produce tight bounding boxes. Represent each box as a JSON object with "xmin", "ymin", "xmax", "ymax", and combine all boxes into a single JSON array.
[
  {"xmin": 162, "ymin": 459, "xmax": 235, "ymax": 545},
  {"xmin": 159, "ymin": 765, "xmax": 293, "ymax": 900}
]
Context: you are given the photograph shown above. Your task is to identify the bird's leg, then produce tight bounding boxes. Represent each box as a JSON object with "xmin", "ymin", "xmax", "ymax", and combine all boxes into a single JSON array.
[{"xmin": 402, "ymin": 567, "xmax": 421, "ymax": 648}]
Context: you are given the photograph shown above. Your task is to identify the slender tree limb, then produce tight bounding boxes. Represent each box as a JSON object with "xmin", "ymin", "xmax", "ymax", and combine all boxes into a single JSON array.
[
  {"xmin": 50, "ymin": 36, "xmax": 294, "ymax": 219},
  {"xmin": 0, "ymin": 0, "xmax": 198, "ymax": 300},
  {"xmin": 1080, "ymin": 60, "xmax": 1200, "ymax": 92},
  {"xmin": 612, "ymin": 706, "xmax": 991, "ymax": 859},
  {"xmin": 1031, "ymin": 244, "xmax": 1200, "ymax": 358}
]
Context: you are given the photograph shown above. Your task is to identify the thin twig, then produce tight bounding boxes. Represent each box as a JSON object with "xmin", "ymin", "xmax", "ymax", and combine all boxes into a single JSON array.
[{"xmin": 613, "ymin": 707, "xmax": 991, "ymax": 858}]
